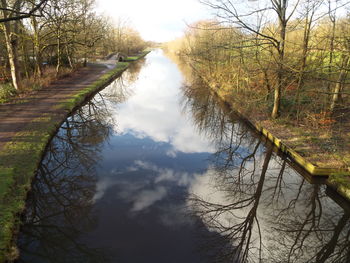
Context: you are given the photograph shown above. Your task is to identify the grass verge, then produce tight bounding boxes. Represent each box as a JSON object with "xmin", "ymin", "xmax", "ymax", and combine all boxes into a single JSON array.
[
  {"xmin": 124, "ymin": 51, "xmax": 150, "ymax": 62},
  {"xmin": 0, "ymin": 53, "xmax": 149, "ymax": 262},
  {"xmin": 328, "ymin": 174, "xmax": 350, "ymax": 201},
  {"xmin": 212, "ymin": 88, "xmax": 350, "ymax": 201}
]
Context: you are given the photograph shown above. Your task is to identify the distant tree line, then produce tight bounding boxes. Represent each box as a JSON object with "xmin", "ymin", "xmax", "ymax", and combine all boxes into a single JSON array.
[
  {"xmin": 165, "ymin": 0, "xmax": 350, "ymax": 122},
  {"xmin": 0, "ymin": 0, "xmax": 146, "ymax": 98}
]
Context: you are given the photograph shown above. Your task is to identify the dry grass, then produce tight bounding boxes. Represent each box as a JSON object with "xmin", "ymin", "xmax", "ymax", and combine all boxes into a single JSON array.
[
  {"xmin": 20, "ymin": 67, "xmax": 74, "ymax": 93},
  {"xmin": 0, "ymin": 67, "xmax": 75, "ymax": 104},
  {"xmin": 217, "ymin": 86, "xmax": 350, "ymax": 169}
]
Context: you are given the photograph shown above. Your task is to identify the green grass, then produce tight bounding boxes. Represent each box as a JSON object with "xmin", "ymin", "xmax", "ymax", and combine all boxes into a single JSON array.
[
  {"xmin": 328, "ymin": 174, "xmax": 350, "ymax": 200},
  {"xmin": 0, "ymin": 54, "xmax": 148, "ymax": 262},
  {"xmin": 0, "ymin": 83, "xmax": 17, "ymax": 104},
  {"xmin": 124, "ymin": 51, "xmax": 150, "ymax": 62},
  {"xmin": 125, "ymin": 56, "xmax": 139, "ymax": 62},
  {"xmin": 58, "ymin": 62, "xmax": 129, "ymax": 111},
  {"xmin": 0, "ymin": 116, "xmax": 57, "ymax": 262},
  {"xmin": 211, "ymin": 74, "xmax": 350, "ymax": 200}
]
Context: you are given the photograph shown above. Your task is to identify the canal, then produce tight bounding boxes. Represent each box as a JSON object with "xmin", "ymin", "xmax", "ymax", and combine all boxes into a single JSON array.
[{"xmin": 16, "ymin": 50, "xmax": 350, "ymax": 263}]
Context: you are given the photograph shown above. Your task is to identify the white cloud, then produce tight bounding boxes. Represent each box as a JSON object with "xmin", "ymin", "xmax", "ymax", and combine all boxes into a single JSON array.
[
  {"xmin": 92, "ymin": 160, "xmax": 200, "ymax": 211},
  {"xmin": 93, "ymin": 176, "xmax": 115, "ymax": 202},
  {"xmin": 93, "ymin": 169, "xmax": 123, "ymax": 202},
  {"xmin": 154, "ymin": 169, "xmax": 176, "ymax": 183},
  {"xmin": 188, "ymin": 169, "xmax": 229, "ymax": 206},
  {"xmin": 133, "ymin": 160, "xmax": 194, "ymax": 187},
  {"xmin": 166, "ymin": 149, "xmax": 177, "ymax": 158},
  {"xmin": 93, "ymin": 174, "xmax": 147, "ymax": 203},
  {"xmin": 132, "ymin": 186, "xmax": 167, "ymax": 211}
]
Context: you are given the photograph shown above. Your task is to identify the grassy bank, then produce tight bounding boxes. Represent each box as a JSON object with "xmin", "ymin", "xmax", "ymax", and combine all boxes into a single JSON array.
[
  {"xmin": 213, "ymin": 88, "xmax": 350, "ymax": 201},
  {"xmin": 0, "ymin": 52, "xmax": 149, "ymax": 262},
  {"xmin": 164, "ymin": 48, "xmax": 350, "ymax": 201}
]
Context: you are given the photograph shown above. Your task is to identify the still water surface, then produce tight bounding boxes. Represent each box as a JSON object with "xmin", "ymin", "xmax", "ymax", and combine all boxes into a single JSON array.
[{"xmin": 17, "ymin": 50, "xmax": 350, "ymax": 263}]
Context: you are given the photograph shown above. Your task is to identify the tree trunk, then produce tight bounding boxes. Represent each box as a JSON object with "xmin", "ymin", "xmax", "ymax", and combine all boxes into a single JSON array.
[
  {"xmin": 255, "ymin": 36, "xmax": 272, "ymax": 101},
  {"xmin": 56, "ymin": 27, "xmax": 61, "ymax": 75},
  {"xmin": 327, "ymin": 2, "xmax": 336, "ymax": 94},
  {"xmin": 272, "ymin": 23, "xmax": 286, "ymax": 119},
  {"xmin": 1, "ymin": 0, "xmax": 21, "ymax": 90},
  {"xmin": 21, "ymin": 34, "xmax": 30, "ymax": 79},
  {"xmin": 295, "ymin": 7, "xmax": 313, "ymax": 121},
  {"xmin": 31, "ymin": 16, "xmax": 42, "ymax": 77},
  {"xmin": 271, "ymin": 0, "xmax": 287, "ymax": 119},
  {"xmin": 272, "ymin": 78, "xmax": 282, "ymax": 119},
  {"xmin": 2, "ymin": 24, "xmax": 21, "ymax": 90},
  {"xmin": 65, "ymin": 44, "xmax": 73, "ymax": 69},
  {"xmin": 330, "ymin": 56, "xmax": 349, "ymax": 113}
]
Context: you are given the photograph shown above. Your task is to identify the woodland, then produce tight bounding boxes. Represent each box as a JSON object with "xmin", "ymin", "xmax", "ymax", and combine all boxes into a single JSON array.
[{"xmin": 0, "ymin": 0, "xmax": 147, "ymax": 102}]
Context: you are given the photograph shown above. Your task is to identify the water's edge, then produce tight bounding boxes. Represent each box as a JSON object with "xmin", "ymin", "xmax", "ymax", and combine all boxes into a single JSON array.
[
  {"xmin": 0, "ymin": 53, "xmax": 148, "ymax": 263},
  {"xmin": 15, "ymin": 50, "xmax": 350, "ymax": 263},
  {"xmin": 209, "ymin": 88, "xmax": 350, "ymax": 202}
]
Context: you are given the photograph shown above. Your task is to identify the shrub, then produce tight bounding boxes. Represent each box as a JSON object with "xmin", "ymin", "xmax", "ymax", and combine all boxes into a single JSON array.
[{"xmin": 0, "ymin": 83, "xmax": 17, "ymax": 103}]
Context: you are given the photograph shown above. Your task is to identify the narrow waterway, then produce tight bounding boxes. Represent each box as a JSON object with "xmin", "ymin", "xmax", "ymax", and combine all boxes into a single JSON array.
[{"xmin": 17, "ymin": 50, "xmax": 350, "ymax": 263}]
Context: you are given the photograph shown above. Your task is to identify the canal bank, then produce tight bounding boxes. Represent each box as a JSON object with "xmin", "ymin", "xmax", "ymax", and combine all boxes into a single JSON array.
[
  {"xmin": 15, "ymin": 50, "xmax": 350, "ymax": 263},
  {"xmin": 163, "ymin": 49, "xmax": 350, "ymax": 203},
  {"xmin": 210, "ymin": 88, "xmax": 350, "ymax": 202},
  {"xmin": 0, "ymin": 51, "xmax": 149, "ymax": 262}
]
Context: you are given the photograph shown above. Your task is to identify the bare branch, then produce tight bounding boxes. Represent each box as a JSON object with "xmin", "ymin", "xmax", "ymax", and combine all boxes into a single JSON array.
[{"xmin": 0, "ymin": 0, "xmax": 48, "ymax": 23}]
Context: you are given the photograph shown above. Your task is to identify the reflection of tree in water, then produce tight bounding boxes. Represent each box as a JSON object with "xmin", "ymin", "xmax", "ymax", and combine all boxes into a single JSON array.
[
  {"xmin": 126, "ymin": 58, "xmax": 145, "ymax": 82},
  {"xmin": 17, "ymin": 97, "xmax": 115, "ymax": 263},
  {"xmin": 102, "ymin": 59, "xmax": 145, "ymax": 105},
  {"xmin": 182, "ymin": 77, "xmax": 228, "ymax": 139},
  {"xmin": 183, "ymin": 78, "xmax": 350, "ymax": 263}
]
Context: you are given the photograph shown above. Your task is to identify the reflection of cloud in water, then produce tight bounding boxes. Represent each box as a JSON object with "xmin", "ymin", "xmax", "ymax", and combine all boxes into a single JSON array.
[
  {"xmin": 166, "ymin": 149, "xmax": 177, "ymax": 158},
  {"xmin": 188, "ymin": 166, "xmax": 261, "ymax": 233},
  {"xmin": 93, "ymin": 160, "xmax": 200, "ymax": 211},
  {"xmin": 189, "ymin": 169, "xmax": 227, "ymax": 205},
  {"xmin": 187, "ymin": 155, "xmax": 335, "ymax": 262},
  {"xmin": 132, "ymin": 186, "xmax": 167, "ymax": 212},
  {"xmin": 133, "ymin": 160, "xmax": 193, "ymax": 187},
  {"xmin": 111, "ymin": 51, "xmax": 215, "ymax": 154},
  {"xmin": 93, "ymin": 177, "xmax": 115, "ymax": 203},
  {"xmin": 93, "ymin": 169, "xmax": 123, "ymax": 202}
]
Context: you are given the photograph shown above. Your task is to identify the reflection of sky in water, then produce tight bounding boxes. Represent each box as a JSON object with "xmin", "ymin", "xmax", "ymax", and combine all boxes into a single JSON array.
[
  {"xmin": 75, "ymin": 50, "xmax": 223, "ymax": 262},
  {"xmin": 93, "ymin": 50, "xmax": 217, "ymax": 215},
  {"xmin": 18, "ymin": 50, "xmax": 350, "ymax": 263},
  {"xmin": 93, "ymin": 51, "xmax": 282, "ymax": 260},
  {"xmin": 109, "ymin": 50, "xmax": 216, "ymax": 154}
]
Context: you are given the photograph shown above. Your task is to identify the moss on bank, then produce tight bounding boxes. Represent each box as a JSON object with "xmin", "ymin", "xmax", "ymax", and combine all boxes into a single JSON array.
[
  {"xmin": 0, "ymin": 52, "xmax": 149, "ymax": 262},
  {"xmin": 328, "ymin": 175, "xmax": 350, "ymax": 201}
]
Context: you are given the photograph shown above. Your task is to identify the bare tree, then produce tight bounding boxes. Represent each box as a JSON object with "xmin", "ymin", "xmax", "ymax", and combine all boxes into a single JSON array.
[
  {"xmin": 200, "ymin": 0, "xmax": 300, "ymax": 118},
  {"xmin": 294, "ymin": 0, "xmax": 323, "ymax": 121},
  {"xmin": 0, "ymin": 0, "xmax": 48, "ymax": 23},
  {"xmin": 0, "ymin": 0, "xmax": 22, "ymax": 90},
  {"xmin": 18, "ymin": 98, "xmax": 113, "ymax": 261}
]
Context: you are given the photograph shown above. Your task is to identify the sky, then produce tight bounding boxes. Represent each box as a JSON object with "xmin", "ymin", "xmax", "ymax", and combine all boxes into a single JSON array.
[{"xmin": 96, "ymin": 0, "xmax": 211, "ymax": 42}]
